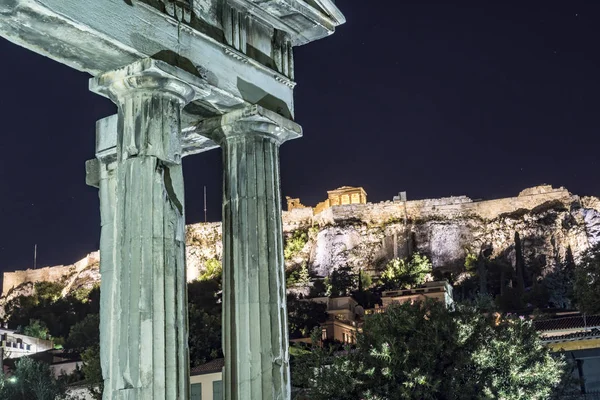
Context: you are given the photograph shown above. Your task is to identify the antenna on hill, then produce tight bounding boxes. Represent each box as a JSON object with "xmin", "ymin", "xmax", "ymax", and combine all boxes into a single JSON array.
[
  {"xmin": 33, "ymin": 244, "xmax": 37, "ymax": 270},
  {"xmin": 204, "ymin": 186, "xmax": 207, "ymax": 223}
]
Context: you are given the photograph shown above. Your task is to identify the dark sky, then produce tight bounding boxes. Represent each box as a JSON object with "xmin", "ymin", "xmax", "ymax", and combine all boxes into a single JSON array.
[{"xmin": 0, "ymin": 1, "xmax": 599, "ymax": 274}]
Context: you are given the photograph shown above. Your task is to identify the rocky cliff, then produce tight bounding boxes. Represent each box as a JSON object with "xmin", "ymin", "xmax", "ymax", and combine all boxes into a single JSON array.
[
  {"xmin": 3, "ymin": 185, "xmax": 599, "ymax": 300},
  {"xmin": 280, "ymin": 186, "xmax": 600, "ymax": 280}
]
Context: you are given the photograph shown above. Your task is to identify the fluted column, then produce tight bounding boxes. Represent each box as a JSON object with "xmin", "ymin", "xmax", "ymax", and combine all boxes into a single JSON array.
[
  {"xmin": 197, "ymin": 106, "xmax": 302, "ymax": 400},
  {"xmin": 89, "ymin": 59, "xmax": 207, "ymax": 400}
]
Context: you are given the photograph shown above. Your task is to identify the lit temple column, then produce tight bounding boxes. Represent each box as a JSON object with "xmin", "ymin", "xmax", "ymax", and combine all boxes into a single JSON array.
[
  {"xmin": 89, "ymin": 59, "xmax": 208, "ymax": 400},
  {"xmin": 85, "ymin": 116, "xmax": 117, "ymax": 399},
  {"xmin": 197, "ymin": 106, "xmax": 302, "ymax": 400}
]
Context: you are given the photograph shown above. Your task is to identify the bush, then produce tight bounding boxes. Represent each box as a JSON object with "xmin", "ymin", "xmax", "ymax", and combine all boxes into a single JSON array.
[
  {"xmin": 295, "ymin": 301, "xmax": 566, "ymax": 400},
  {"xmin": 284, "ymin": 230, "xmax": 309, "ymax": 260},
  {"xmin": 198, "ymin": 258, "xmax": 222, "ymax": 281},
  {"xmin": 22, "ymin": 319, "xmax": 49, "ymax": 340},
  {"xmin": 380, "ymin": 253, "xmax": 432, "ymax": 290}
]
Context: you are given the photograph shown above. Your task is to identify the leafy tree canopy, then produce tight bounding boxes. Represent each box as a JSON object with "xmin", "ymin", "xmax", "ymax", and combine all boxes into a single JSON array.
[
  {"xmin": 198, "ymin": 258, "xmax": 222, "ymax": 282},
  {"xmin": 293, "ymin": 301, "xmax": 565, "ymax": 400},
  {"xmin": 0, "ymin": 357, "xmax": 68, "ymax": 400},
  {"xmin": 65, "ymin": 314, "xmax": 100, "ymax": 352},
  {"xmin": 574, "ymin": 243, "xmax": 600, "ymax": 314},
  {"xmin": 22, "ymin": 319, "xmax": 49, "ymax": 340},
  {"xmin": 284, "ymin": 230, "xmax": 309, "ymax": 260},
  {"xmin": 326, "ymin": 266, "xmax": 357, "ymax": 297},
  {"xmin": 287, "ymin": 294, "xmax": 328, "ymax": 339},
  {"xmin": 381, "ymin": 253, "xmax": 432, "ymax": 290},
  {"xmin": 81, "ymin": 345, "xmax": 103, "ymax": 400}
]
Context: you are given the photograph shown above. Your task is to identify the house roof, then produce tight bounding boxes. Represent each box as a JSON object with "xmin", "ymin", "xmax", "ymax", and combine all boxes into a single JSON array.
[
  {"xmin": 534, "ymin": 314, "xmax": 600, "ymax": 332},
  {"xmin": 190, "ymin": 358, "xmax": 224, "ymax": 376},
  {"xmin": 542, "ymin": 328, "xmax": 600, "ymax": 344}
]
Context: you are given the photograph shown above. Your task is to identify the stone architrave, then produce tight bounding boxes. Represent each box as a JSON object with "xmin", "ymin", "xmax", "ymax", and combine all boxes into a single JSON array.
[
  {"xmin": 196, "ymin": 106, "xmax": 301, "ymax": 400},
  {"xmin": 89, "ymin": 58, "xmax": 209, "ymax": 400}
]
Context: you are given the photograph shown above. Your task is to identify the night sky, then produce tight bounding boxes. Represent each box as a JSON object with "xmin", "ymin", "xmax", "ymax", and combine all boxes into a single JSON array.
[{"xmin": 0, "ymin": 1, "xmax": 599, "ymax": 275}]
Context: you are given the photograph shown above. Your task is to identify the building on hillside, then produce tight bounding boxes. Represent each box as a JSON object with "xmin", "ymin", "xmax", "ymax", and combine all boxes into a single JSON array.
[
  {"xmin": 0, "ymin": 327, "xmax": 54, "ymax": 359},
  {"xmin": 286, "ymin": 197, "xmax": 308, "ymax": 211},
  {"xmin": 380, "ymin": 281, "xmax": 454, "ymax": 309},
  {"xmin": 305, "ymin": 281, "xmax": 455, "ymax": 344},
  {"xmin": 190, "ymin": 358, "xmax": 224, "ymax": 400},
  {"xmin": 310, "ymin": 296, "xmax": 362, "ymax": 344},
  {"xmin": 314, "ymin": 186, "xmax": 368, "ymax": 214},
  {"xmin": 535, "ymin": 313, "xmax": 600, "ymax": 395},
  {"xmin": 287, "ymin": 186, "xmax": 368, "ymax": 214}
]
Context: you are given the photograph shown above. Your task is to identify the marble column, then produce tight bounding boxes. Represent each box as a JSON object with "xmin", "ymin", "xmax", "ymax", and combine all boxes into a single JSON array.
[
  {"xmin": 197, "ymin": 106, "xmax": 302, "ymax": 400},
  {"xmin": 89, "ymin": 59, "xmax": 207, "ymax": 400}
]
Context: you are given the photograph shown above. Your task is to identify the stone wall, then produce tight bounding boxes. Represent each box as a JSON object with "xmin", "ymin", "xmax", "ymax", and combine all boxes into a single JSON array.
[
  {"xmin": 3, "ymin": 186, "xmax": 599, "ymax": 295},
  {"xmin": 2, "ymin": 252, "xmax": 99, "ymax": 296},
  {"xmin": 305, "ymin": 186, "xmax": 574, "ymax": 226}
]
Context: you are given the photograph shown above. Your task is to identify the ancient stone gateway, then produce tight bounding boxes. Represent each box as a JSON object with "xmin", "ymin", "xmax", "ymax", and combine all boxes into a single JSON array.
[{"xmin": 0, "ymin": 1, "xmax": 344, "ymax": 399}]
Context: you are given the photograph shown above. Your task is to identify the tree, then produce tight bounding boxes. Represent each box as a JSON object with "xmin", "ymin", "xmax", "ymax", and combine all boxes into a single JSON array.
[
  {"xmin": 0, "ymin": 357, "xmax": 67, "ymax": 400},
  {"xmin": 188, "ymin": 305, "xmax": 222, "ymax": 367},
  {"xmin": 514, "ymin": 232, "xmax": 526, "ymax": 295},
  {"xmin": 381, "ymin": 253, "xmax": 432, "ymax": 290},
  {"xmin": 294, "ymin": 301, "xmax": 565, "ymax": 400},
  {"xmin": 81, "ymin": 345, "xmax": 103, "ymax": 400},
  {"xmin": 287, "ymin": 263, "xmax": 310, "ymax": 288},
  {"xmin": 574, "ymin": 243, "xmax": 600, "ymax": 314},
  {"xmin": 328, "ymin": 266, "xmax": 356, "ymax": 297},
  {"xmin": 22, "ymin": 319, "xmax": 49, "ymax": 340},
  {"xmin": 358, "ymin": 269, "xmax": 372, "ymax": 290},
  {"xmin": 544, "ymin": 246, "xmax": 576, "ymax": 309},
  {"xmin": 187, "ymin": 278, "xmax": 223, "ymax": 367},
  {"xmin": 284, "ymin": 230, "xmax": 309, "ymax": 260},
  {"xmin": 198, "ymin": 258, "xmax": 222, "ymax": 281},
  {"xmin": 287, "ymin": 294, "xmax": 328, "ymax": 338},
  {"xmin": 65, "ymin": 314, "xmax": 100, "ymax": 351},
  {"xmin": 34, "ymin": 281, "xmax": 65, "ymax": 303}
]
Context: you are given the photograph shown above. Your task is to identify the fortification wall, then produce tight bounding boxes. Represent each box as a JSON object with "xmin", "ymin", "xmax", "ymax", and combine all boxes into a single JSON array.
[
  {"xmin": 1, "ymin": 186, "xmax": 582, "ymax": 294},
  {"xmin": 313, "ymin": 186, "xmax": 573, "ymax": 225},
  {"xmin": 2, "ymin": 252, "xmax": 99, "ymax": 296}
]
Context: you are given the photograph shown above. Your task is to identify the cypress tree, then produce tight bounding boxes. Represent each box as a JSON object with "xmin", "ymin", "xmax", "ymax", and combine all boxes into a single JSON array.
[{"xmin": 514, "ymin": 232, "xmax": 526, "ymax": 294}]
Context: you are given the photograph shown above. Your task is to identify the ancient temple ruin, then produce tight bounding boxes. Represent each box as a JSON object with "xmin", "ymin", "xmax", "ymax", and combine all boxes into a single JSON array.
[{"xmin": 0, "ymin": 1, "xmax": 345, "ymax": 399}]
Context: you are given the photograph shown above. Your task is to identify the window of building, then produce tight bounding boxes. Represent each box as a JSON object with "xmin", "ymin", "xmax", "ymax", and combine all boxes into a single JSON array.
[
  {"xmin": 322, "ymin": 328, "xmax": 327, "ymax": 341},
  {"xmin": 213, "ymin": 380, "xmax": 223, "ymax": 400},
  {"xmin": 191, "ymin": 383, "xmax": 202, "ymax": 400}
]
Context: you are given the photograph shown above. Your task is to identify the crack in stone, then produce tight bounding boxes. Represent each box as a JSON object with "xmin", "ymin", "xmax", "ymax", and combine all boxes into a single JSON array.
[{"xmin": 160, "ymin": 162, "xmax": 184, "ymax": 215}]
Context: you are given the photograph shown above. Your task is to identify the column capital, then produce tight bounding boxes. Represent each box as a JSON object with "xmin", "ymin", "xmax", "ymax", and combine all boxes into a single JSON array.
[
  {"xmin": 90, "ymin": 58, "xmax": 210, "ymax": 104},
  {"xmin": 194, "ymin": 105, "xmax": 302, "ymax": 145}
]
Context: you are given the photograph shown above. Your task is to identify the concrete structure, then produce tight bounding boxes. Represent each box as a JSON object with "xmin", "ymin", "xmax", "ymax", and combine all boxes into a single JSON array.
[
  {"xmin": 535, "ymin": 314, "xmax": 600, "ymax": 395},
  {"xmin": 288, "ymin": 186, "xmax": 368, "ymax": 214},
  {"xmin": 0, "ymin": 328, "xmax": 54, "ymax": 359},
  {"xmin": 0, "ymin": 1, "xmax": 345, "ymax": 399},
  {"xmin": 310, "ymin": 296, "xmax": 361, "ymax": 343},
  {"xmin": 306, "ymin": 281, "xmax": 454, "ymax": 344},
  {"xmin": 190, "ymin": 358, "xmax": 225, "ymax": 400},
  {"xmin": 381, "ymin": 281, "xmax": 454, "ymax": 309},
  {"xmin": 284, "ymin": 185, "xmax": 573, "ymax": 226}
]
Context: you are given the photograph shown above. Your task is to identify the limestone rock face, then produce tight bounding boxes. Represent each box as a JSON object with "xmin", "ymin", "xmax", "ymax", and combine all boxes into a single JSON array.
[
  {"xmin": 185, "ymin": 222, "xmax": 223, "ymax": 281},
  {"xmin": 311, "ymin": 227, "xmax": 362, "ymax": 277},
  {"xmin": 4, "ymin": 187, "xmax": 600, "ymax": 302}
]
